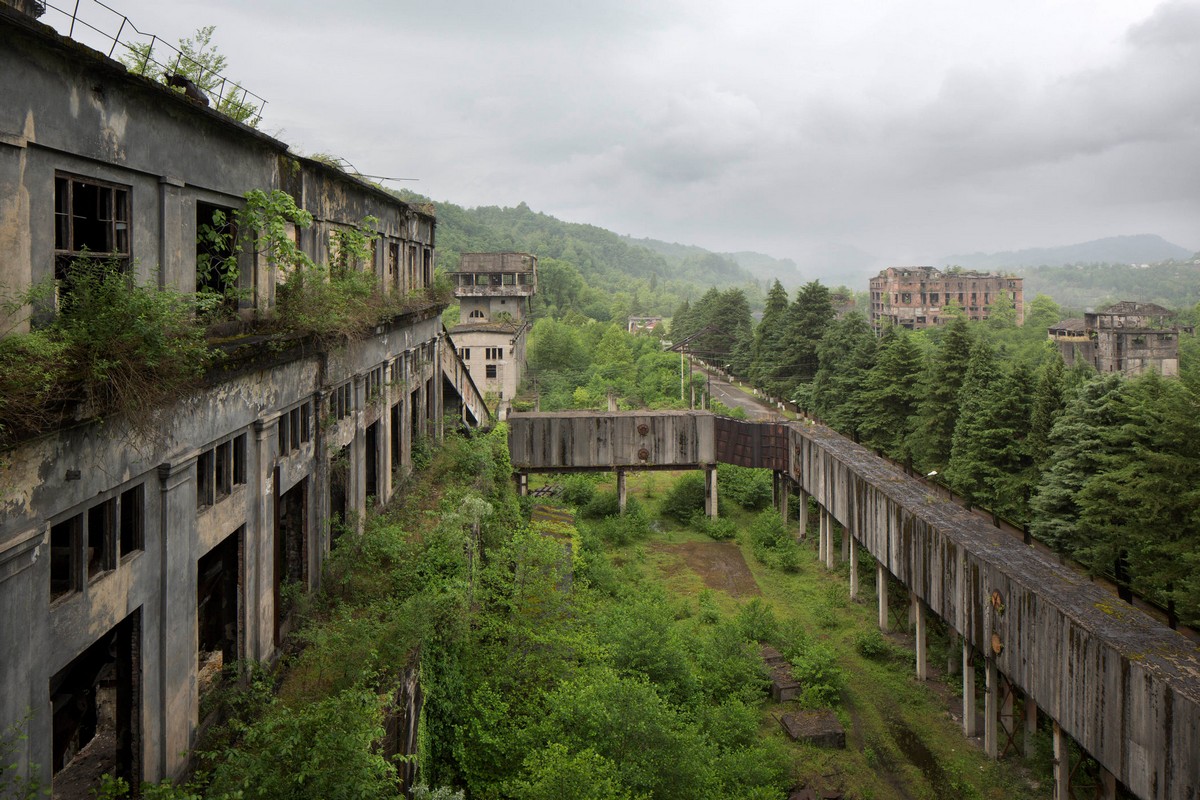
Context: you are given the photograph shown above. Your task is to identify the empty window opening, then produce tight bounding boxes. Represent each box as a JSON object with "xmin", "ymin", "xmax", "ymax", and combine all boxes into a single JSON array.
[
  {"xmin": 50, "ymin": 610, "xmax": 141, "ymax": 793},
  {"xmin": 328, "ymin": 446, "xmax": 350, "ymax": 547},
  {"xmin": 389, "ymin": 241, "xmax": 401, "ymax": 289},
  {"xmin": 196, "ymin": 201, "xmax": 239, "ymax": 309},
  {"xmin": 51, "ymin": 515, "xmax": 82, "ymax": 602},
  {"xmin": 87, "ymin": 499, "xmax": 116, "ymax": 581},
  {"xmin": 197, "ymin": 529, "xmax": 241, "ymax": 705},
  {"xmin": 289, "ymin": 408, "xmax": 301, "ymax": 451},
  {"xmin": 197, "ymin": 449, "xmax": 215, "ymax": 509},
  {"xmin": 299, "ymin": 404, "xmax": 311, "ymax": 443},
  {"xmin": 411, "ymin": 388, "xmax": 421, "ymax": 441},
  {"xmin": 391, "ymin": 403, "xmax": 402, "ymax": 475},
  {"xmin": 215, "ymin": 440, "xmax": 232, "ymax": 501},
  {"xmin": 232, "ymin": 435, "xmax": 247, "ymax": 486},
  {"xmin": 422, "ymin": 248, "xmax": 432, "ymax": 288},
  {"xmin": 119, "ymin": 485, "xmax": 144, "ymax": 558},
  {"xmin": 486, "ymin": 347, "xmax": 502, "ymax": 360},
  {"xmin": 462, "ymin": 348, "xmax": 471, "ymax": 360},
  {"xmin": 485, "ymin": 365, "xmax": 497, "ymax": 379},
  {"xmin": 54, "ymin": 174, "xmax": 131, "ymax": 308},
  {"xmin": 274, "ymin": 476, "xmax": 308, "ymax": 643},
  {"xmin": 365, "ymin": 423, "xmax": 379, "ymax": 503}
]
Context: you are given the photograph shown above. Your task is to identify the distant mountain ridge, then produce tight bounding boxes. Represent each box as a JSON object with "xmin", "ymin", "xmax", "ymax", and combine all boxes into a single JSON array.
[
  {"xmin": 939, "ymin": 234, "xmax": 1194, "ymax": 270},
  {"xmin": 621, "ymin": 236, "xmax": 803, "ymax": 286}
]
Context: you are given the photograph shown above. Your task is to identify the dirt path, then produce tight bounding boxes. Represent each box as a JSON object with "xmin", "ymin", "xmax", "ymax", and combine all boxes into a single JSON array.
[{"xmin": 651, "ymin": 540, "xmax": 761, "ymax": 597}]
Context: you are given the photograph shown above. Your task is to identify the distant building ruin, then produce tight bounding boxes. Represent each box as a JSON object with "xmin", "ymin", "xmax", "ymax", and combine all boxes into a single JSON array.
[
  {"xmin": 448, "ymin": 252, "xmax": 537, "ymax": 419},
  {"xmin": 627, "ymin": 316, "xmax": 662, "ymax": 333},
  {"xmin": 869, "ymin": 266, "xmax": 1023, "ymax": 330},
  {"xmin": 1049, "ymin": 301, "xmax": 1193, "ymax": 376}
]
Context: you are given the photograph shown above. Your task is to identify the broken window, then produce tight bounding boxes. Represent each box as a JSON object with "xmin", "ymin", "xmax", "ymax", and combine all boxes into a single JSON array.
[
  {"xmin": 422, "ymin": 248, "xmax": 432, "ymax": 288},
  {"xmin": 51, "ymin": 515, "xmax": 82, "ymax": 602},
  {"xmin": 389, "ymin": 241, "xmax": 400, "ymax": 289},
  {"xmin": 232, "ymin": 434, "xmax": 247, "ymax": 485},
  {"xmin": 365, "ymin": 422, "xmax": 379, "ymax": 502},
  {"xmin": 198, "ymin": 529, "xmax": 241, "ymax": 703},
  {"xmin": 197, "ymin": 449, "xmax": 215, "ymax": 509},
  {"xmin": 215, "ymin": 440, "xmax": 232, "ymax": 501},
  {"xmin": 87, "ymin": 499, "xmax": 116, "ymax": 580},
  {"xmin": 119, "ymin": 485, "xmax": 144, "ymax": 558},
  {"xmin": 54, "ymin": 174, "xmax": 131, "ymax": 307},
  {"xmin": 469, "ymin": 309, "xmax": 485, "ymax": 319},
  {"xmin": 196, "ymin": 201, "xmax": 239, "ymax": 309},
  {"xmin": 462, "ymin": 348, "xmax": 470, "ymax": 360},
  {"xmin": 485, "ymin": 364, "xmax": 497, "ymax": 379}
]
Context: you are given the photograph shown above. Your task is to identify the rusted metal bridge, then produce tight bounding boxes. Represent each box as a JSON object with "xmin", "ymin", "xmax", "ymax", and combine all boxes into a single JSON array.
[{"xmin": 508, "ymin": 410, "xmax": 1200, "ymax": 800}]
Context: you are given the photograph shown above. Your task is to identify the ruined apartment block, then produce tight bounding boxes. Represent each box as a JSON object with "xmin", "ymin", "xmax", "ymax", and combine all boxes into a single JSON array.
[
  {"xmin": 448, "ymin": 252, "xmax": 537, "ymax": 420},
  {"xmin": 0, "ymin": 4, "xmax": 484, "ymax": 792},
  {"xmin": 869, "ymin": 266, "xmax": 1024, "ymax": 330},
  {"xmin": 1049, "ymin": 301, "xmax": 1193, "ymax": 377}
]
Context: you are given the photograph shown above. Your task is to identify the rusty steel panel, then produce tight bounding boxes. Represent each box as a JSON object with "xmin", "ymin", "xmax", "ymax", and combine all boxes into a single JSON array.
[{"xmin": 714, "ymin": 417, "xmax": 788, "ymax": 470}]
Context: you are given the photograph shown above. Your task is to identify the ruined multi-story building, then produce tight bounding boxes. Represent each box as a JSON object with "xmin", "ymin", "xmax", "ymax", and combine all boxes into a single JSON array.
[
  {"xmin": 448, "ymin": 252, "xmax": 536, "ymax": 419},
  {"xmin": 1049, "ymin": 301, "xmax": 1192, "ymax": 376},
  {"xmin": 0, "ymin": 3, "xmax": 484, "ymax": 792},
  {"xmin": 869, "ymin": 266, "xmax": 1024, "ymax": 330}
]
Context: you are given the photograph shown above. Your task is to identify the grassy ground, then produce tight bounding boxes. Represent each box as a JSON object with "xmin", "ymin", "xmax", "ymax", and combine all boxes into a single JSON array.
[{"xmin": 561, "ymin": 469, "xmax": 1048, "ymax": 800}]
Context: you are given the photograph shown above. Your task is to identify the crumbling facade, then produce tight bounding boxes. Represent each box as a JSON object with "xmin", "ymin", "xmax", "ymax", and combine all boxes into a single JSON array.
[
  {"xmin": 869, "ymin": 266, "xmax": 1023, "ymax": 330},
  {"xmin": 1049, "ymin": 301, "xmax": 1192, "ymax": 376},
  {"xmin": 0, "ymin": 5, "xmax": 483, "ymax": 792},
  {"xmin": 448, "ymin": 252, "xmax": 537, "ymax": 419}
]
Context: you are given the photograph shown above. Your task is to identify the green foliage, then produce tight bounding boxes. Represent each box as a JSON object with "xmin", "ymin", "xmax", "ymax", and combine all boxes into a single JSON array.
[
  {"xmin": 790, "ymin": 640, "xmax": 845, "ymax": 708},
  {"xmin": 660, "ymin": 473, "xmax": 707, "ymax": 524},
  {"xmin": 733, "ymin": 598, "xmax": 779, "ymax": 643},
  {"xmin": 716, "ymin": 464, "xmax": 773, "ymax": 511},
  {"xmin": 580, "ymin": 490, "xmax": 622, "ymax": 519},
  {"xmin": 691, "ymin": 513, "xmax": 737, "ymax": 541},
  {"xmin": 746, "ymin": 509, "xmax": 801, "ymax": 571},
  {"xmin": 584, "ymin": 502, "xmax": 651, "ymax": 545},
  {"xmin": 558, "ymin": 473, "xmax": 599, "ymax": 507},
  {"xmin": 854, "ymin": 629, "xmax": 890, "ymax": 659},
  {"xmin": 0, "ymin": 715, "xmax": 44, "ymax": 800},
  {"xmin": 511, "ymin": 744, "xmax": 634, "ymax": 800}
]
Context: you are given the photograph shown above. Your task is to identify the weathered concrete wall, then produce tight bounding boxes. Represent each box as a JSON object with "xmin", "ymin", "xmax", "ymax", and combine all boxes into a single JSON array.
[
  {"xmin": 789, "ymin": 422, "xmax": 1200, "ymax": 800},
  {"xmin": 508, "ymin": 410, "xmax": 715, "ymax": 471}
]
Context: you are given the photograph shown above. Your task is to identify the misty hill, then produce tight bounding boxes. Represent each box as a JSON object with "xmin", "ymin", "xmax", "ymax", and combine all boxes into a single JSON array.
[
  {"xmin": 621, "ymin": 236, "xmax": 802, "ymax": 286},
  {"xmin": 1021, "ymin": 261, "xmax": 1200, "ymax": 312},
  {"xmin": 940, "ymin": 234, "xmax": 1194, "ymax": 270},
  {"xmin": 394, "ymin": 193, "xmax": 765, "ymax": 318}
]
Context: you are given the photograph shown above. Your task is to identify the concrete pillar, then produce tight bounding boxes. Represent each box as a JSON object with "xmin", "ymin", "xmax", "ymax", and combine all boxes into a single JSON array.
[
  {"xmin": 914, "ymin": 596, "xmax": 927, "ymax": 681},
  {"xmin": 984, "ymin": 657, "xmax": 999, "ymax": 759},
  {"xmin": 616, "ymin": 469, "xmax": 627, "ymax": 514},
  {"xmin": 704, "ymin": 466, "xmax": 718, "ymax": 519},
  {"xmin": 841, "ymin": 522, "xmax": 850, "ymax": 561},
  {"xmin": 824, "ymin": 512, "xmax": 834, "ymax": 570},
  {"xmin": 156, "ymin": 459, "xmax": 199, "ymax": 777},
  {"xmin": 818, "ymin": 511, "xmax": 827, "ymax": 562},
  {"xmin": 947, "ymin": 629, "xmax": 960, "ymax": 675},
  {"xmin": 797, "ymin": 489, "xmax": 809, "ymax": 540},
  {"xmin": 877, "ymin": 563, "xmax": 889, "ymax": 632},
  {"xmin": 963, "ymin": 643, "xmax": 978, "ymax": 737},
  {"xmin": 351, "ymin": 375, "xmax": 366, "ymax": 533},
  {"xmin": 777, "ymin": 474, "xmax": 789, "ymax": 521},
  {"xmin": 1053, "ymin": 721, "xmax": 1070, "ymax": 800},
  {"xmin": 517, "ymin": 473, "xmax": 528, "ymax": 497},
  {"xmin": 1024, "ymin": 698, "xmax": 1038, "ymax": 758},
  {"xmin": 848, "ymin": 534, "xmax": 859, "ymax": 600},
  {"xmin": 249, "ymin": 420, "xmax": 275, "ymax": 662}
]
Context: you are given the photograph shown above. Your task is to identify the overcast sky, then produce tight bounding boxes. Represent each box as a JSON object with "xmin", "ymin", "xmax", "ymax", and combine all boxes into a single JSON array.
[{"xmin": 52, "ymin": 0, "xmax": 1200, "ymax": 271}]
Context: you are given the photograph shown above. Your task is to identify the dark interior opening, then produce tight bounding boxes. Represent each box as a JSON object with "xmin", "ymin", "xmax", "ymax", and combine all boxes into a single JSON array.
[
  {"xmin": 197, "ymin": 528, "xmax": 241, "ymax": 701},
  {"xmin": 328, "ymin": 447, "xmax": 349, "ymax": 548},
  {"xmin": 50, "ymin": 515, "xmax": 81, "ymax": 602},
  {"xmin": 365, "ymin": 423, "xmax": 379, "ymax": 503},
  {"xmin": 274, "ymin": 476, "xmax": 308, "ymax": 643},
  {"xmin": 196, "ymin": 201, "xmax": 238, "ymax": 310},
  {"xmin": 390, "ymin": 403, "xmax": 401, "ymax": 476},
  {"xmin": 50, "ymin": 610, "xmax": 141, "ymax": 795}
]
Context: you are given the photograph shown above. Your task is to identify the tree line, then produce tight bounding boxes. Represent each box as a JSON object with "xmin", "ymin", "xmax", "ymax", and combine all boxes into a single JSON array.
[{"xmin": 675, "ymin": 281, "xmax": 1200, "ymax": 627}]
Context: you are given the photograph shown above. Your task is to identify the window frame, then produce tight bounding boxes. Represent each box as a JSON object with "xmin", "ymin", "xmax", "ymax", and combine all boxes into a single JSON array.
[{"xmin": 53, "ymin": 173, "xmax": 132, "ymax": 304}]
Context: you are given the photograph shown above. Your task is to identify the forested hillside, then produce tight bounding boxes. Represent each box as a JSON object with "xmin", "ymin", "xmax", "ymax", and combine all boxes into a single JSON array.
[
  {"xmin": 1019, "ymin": 260, "xmax": 1200, "ymax": 311},
  {"xmin": 941, "ymin": 234, "xmax": 1194, "ymax": 271},
  {"xmin": 395, "ymin": 192, "xmax": 764, "ymax": 320}
]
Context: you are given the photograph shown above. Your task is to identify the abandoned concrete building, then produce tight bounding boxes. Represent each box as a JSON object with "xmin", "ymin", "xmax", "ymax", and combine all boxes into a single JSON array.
[
  {"xmin": 1049, "ymin": 301, "xmax": 1193, "ymax": 377},
  {"xmin": 869, "ymin": 266, "xmax": 1024, "ymax": 330},
  {"xmin": 0, "ymin": 4, "xmax": 484, "ymax": 793},
  {"xmin": 448, "ymin": 252, "xmax": 536, "ymax": 420}
]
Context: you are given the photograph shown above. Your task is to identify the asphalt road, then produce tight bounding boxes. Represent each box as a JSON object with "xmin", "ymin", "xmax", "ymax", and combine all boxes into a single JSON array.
[{"xmin": 701, "ymin": 369, "xmax": 780, "ymax": 421}]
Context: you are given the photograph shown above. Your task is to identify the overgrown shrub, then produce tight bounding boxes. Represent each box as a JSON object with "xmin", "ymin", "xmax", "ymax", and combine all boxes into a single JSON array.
[
  {"xmin": 746, "ymin": 510, "xmax": 801, "ymax": 571},
  {"xmin": 691, "ymin": 512, "xmax": 736, "ymax": 541},
  {"xmin": 791, "ymin": 641, "xmax": 845, "ymax": 708},
  {"xmin": 584, "ymin": 502, "xmax": 650, "ymax": 545},
  {"xmin": 717, "ymin": 464, "xmax": 773, "ymax": 511},
  {"xmin": 854, "ymin": 629, "xmax": 889, "ymax": 659},
  {"xmin": 559, "ymin": 473, "xmax": 599, "ymax": 507},
  {"xmin": 734, "ymin": 598, "xmax": 779, "ymax": 643},
  {"xmin": 661, "ymin": 472, "xmax": 707, "ymax": 523},
  {"xmin": 580, "ymin": 490, "xmax": 621, "ymax": 519}
]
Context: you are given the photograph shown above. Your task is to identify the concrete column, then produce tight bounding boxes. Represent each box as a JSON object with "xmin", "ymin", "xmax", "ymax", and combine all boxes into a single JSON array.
[
  {"xmin": 777, "ymin": 475, "xmax": 789, "ymax": 521},
  {"xmin": 947, "ymin": 629, "xmax": 960, "ymax": 675},
  {"xmin": 848, "ymin": 534, "xmax": 859, "ymax": 600},
  {"xmin": 351, "ymin": 375, "xmax": 366, "ymax": 533},
  {"xmin": 963, "ymin": 643, "xmax": 978, "ymax": 737},
  {"xmin": 399, "ymin": 352, "xmax": 412, "ymax": 477},
  {"xmin": 380, "ymin": 380, "xmax": 394, "ymax": 506},
  {"xmin": 841, "ymin": 522, "xmax": 850, "ymax": 561},
  {"xmin": 616, "ymin": 469, "xmax": 627, "ymax": 514},
  {"xmin": 156, "ymin": 459, "xmax": 199, "ymax": 778},
  {"xmin": 877, "ymin": 563, "xmax": 889, "ymax": 632},
  {"xmin": 517, "ymin": 473, "xmax": 529, "ymax": 497},
  {"xmin": 824, "ymin": 512, "xmax": 834, "ymax": 570},
  {"xmin": 248, "ymin": 420, "xmax": 275, "ymax": 662},
  {"xmin": 797, "ymin": 489, "xmax": 809, "ymax": 540},
  {"xmin": 984, "ymin": 657, "xmax": 999, "ymax": 759},
  {"xmin": 818, "ymin": 511, "xmax": 827, "ymax": 561},
  {"xmin": 1024, "ymin": 698, "xmax": 1038, "ymax": 758},
  {"xmin": 1053, "ymin": 721, "xmax": 1070, "ymax": 800},
  {"xmin": 704, "ymin": 466, "xmax": 718, "ymax": 519},
  {"xmin": 914, "ymin": 596, "xmax": 927, "ymax": 681}
]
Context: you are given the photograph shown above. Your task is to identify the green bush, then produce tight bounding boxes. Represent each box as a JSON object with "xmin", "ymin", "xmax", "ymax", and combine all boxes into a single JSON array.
[
  {"xmin": 691, "ymin": 513, "xmax": 736, "ymax": 541},
  {"xmin": 661, "ymin": 472, "xmax": 707, "ymax": 524},
  {"xmin": 746, "ymin": 510, "xmax": 801, "ymax": 571},
  {"xmin": 580, "ymin": 490, "xmax": 621, "ymax": 519},
  {"xmin": 559, "ymin": 474, "xmax": 598, "ymax": 507},
  {"xmin": 717, "ymin": 464, "xmax": 773, "ymax": 511},
  {"xmin": 854, "ymin": 629, "xmax": 889, "ymax": 659},
  {"xmin": 734, "ymin": 598, "xmax": 779, "ymax": 643},
  {"xmin": 584, "ymin": 502, "xmax": 650, "ymax": 545},
  {"xmin": 791, "ymin": 641, "xmax": 845, "ymax": 708}
]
